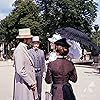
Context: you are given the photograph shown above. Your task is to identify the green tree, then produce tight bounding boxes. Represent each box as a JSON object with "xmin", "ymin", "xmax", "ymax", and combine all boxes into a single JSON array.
[
  {"xmin": 0, "ymin": 0, "xmax": 45, "ymax": 44},
  {"xmin": 0, "ymin": 0, "xmax": 44, "ymax": 43},
  {"xmin": 0, "ymin": 0, "xmax": 47, "ymax": 58},
  {"xmin": 0, "ymin": 0, "xmax": 99, "ymax": 56},
  {"xmin": 37, "ymin": 0, "xmax": 98, "ymax": 35},
  {"xmin": 91, "ymin": 30, "xmax": 100, "ymax": 46}
]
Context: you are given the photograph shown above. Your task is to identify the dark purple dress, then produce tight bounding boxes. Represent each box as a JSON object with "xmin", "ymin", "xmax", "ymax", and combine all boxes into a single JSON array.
[{"xmin": 45, "ymin": 58, "xmax": 77, "ymax": 100}]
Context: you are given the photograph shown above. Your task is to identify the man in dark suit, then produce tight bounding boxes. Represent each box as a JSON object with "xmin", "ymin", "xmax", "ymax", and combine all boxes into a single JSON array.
[{"xmin": 28, "ymin": 36, "xmax": 46, "ymax": 100}]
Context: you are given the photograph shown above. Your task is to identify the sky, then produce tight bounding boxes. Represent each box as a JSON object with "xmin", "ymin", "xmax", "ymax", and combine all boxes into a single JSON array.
[{"xmin": 0, "ymin": 0, "xmax": 100, "ymax": 28}]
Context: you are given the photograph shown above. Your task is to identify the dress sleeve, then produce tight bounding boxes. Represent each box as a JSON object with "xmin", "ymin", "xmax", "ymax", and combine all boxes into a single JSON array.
[
  {"xmin": 45, "ymin": 63, "xmax": 52, "ymax": 84},
  {"xmin": 68, "ymin": 63, "xmax": 77, "ymax": 83}
]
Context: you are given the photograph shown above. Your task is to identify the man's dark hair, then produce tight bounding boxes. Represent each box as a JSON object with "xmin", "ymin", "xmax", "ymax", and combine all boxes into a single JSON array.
[{"xmin": 19, "ymin": 39, "xmax": 24, "ymax": 42}]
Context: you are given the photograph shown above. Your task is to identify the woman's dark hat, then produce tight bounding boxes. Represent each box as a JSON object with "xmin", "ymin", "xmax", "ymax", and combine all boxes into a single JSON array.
[{"xmin": 54, "ymin": 38, "xmax": 70, "ymax": 48}]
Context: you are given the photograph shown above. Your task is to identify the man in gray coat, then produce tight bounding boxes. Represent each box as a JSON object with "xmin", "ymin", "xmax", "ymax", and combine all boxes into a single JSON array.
[
  {"xmin": 13, "ymin": 28, "xmax": 38, "ymax": 100},
  {"xmin": 28, "ymin": 36, "xmax": 46, "ymax": 100}
]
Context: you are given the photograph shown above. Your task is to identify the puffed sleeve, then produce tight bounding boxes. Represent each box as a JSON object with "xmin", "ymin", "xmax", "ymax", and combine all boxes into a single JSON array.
[{"xmin": 45, "ymin": 63, "xmax": 52, "ymax": 84}]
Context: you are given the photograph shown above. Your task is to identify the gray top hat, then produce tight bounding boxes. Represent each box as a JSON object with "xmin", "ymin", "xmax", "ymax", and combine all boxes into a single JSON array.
[{"xmin": 32, "ymin": 36, "xmax": 40, "ymax": 42}]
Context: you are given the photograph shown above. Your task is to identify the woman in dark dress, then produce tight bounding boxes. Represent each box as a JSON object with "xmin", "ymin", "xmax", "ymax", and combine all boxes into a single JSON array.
[{"xmin": 45, "ymin": 38, "xmax": 77, "ymax": 100}]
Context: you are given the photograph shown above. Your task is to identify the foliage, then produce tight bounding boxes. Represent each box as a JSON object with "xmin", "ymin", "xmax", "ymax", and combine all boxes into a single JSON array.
[
  {"xmin": 0, "ymin": 0, "xmax": 48, "ymax": 57},
  {"xmin": 91, "ymin": 30, "xmax": 100, "ymax": 46},
  {"xmin": 0, "ymin": 0, "xmax": 43, "ymax": 45},
  {"xmin": 36, "ymin": 0, "xmax": 98, "ymax": 35},
  {"xmin": 0, "ymin": 0, "xmax": 99, "ymax": 55}
]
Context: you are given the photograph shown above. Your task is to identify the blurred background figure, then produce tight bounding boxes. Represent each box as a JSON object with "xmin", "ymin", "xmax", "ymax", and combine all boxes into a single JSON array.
[
  {"xmin": 93, "ymin": 54, "xmax": 100, "ymax": 74},
  {"xmin": 0, "ymin": 44, "xmax": 5, "ymax": 61},
  {"xmin": 48, "ymin": 33, "xmax": 62, "ymax": 62},
  {"xmin": 67, "ymin": 39, "xmax": 82, "ymax": 60}
]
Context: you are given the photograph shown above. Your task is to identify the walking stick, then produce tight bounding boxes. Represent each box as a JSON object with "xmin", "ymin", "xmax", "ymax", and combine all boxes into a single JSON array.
[
  {"xmin": 33, "ymin": 91, "xmax": 36, "ymax": 100},
  {"xmin": 31, "ymin": 87, "xmax": 36, "ymax": 100},
  {"xmin": 31, "ymin": 83, "xmax": 36, "ymax": 100}
]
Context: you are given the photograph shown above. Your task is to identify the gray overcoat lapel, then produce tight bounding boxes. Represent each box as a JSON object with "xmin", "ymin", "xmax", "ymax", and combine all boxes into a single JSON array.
[{"xmin": 21, "ymin": 45, "xmax": 34, "ymax": 66}]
